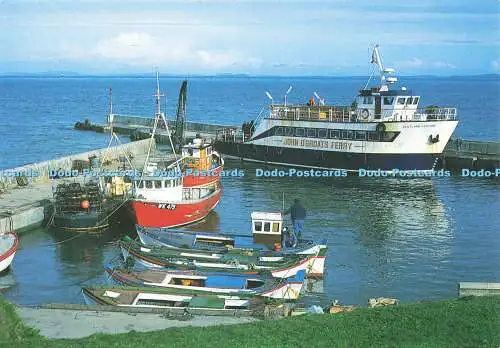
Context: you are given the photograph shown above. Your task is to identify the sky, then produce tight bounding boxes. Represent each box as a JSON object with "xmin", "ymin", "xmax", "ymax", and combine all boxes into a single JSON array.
[{"xmin": 0, "ymin": 0, "xmax": 499, "ymax": 75}]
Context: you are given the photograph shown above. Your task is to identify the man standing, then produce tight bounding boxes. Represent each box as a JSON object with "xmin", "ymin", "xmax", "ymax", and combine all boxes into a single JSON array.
[{"xmin": 284, "ymin": 198, "xmax": 306, "ymax": 240}]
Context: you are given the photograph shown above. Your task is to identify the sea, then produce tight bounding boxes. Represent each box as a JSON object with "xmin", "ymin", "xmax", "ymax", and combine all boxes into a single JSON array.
[{"xmin": 0, "ymin": 75, "xmax": 498, "ymax": 307}]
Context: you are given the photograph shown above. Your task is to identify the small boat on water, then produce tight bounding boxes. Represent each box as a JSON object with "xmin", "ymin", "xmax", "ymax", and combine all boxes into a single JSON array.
[
  {"xmin": 119, "ymin": 237, "xmax": 326, "ymax": 279},
  {"xmin": 105, "ymin": 266, "xmax": 305, "ymax": 300},
  {"xmin": 0, "ymin": 232, "xmax": 18, "ymax": 273},
  {"xmin": 51, "ymin": 181, "xmax": 127, "ymax": 233},
  {"xmin": 136, "ymin": 211, "xmax": 327, "ymax": 255},
  {"xmin": 82, "ymin": 285, "xmax": 269, "ymax": 315}
]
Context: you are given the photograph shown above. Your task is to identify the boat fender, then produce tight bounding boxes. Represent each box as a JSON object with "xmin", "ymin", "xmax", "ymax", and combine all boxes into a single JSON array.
[
  {"xmin": 376, "ymin": 123, "xmax": 386, "ymax": 133},
  {"xmin": 360, "ymin": 109, "xmax": 369, "ymax": 120}
]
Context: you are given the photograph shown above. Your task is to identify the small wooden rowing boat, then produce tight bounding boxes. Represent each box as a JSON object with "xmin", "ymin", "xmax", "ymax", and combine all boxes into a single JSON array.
[
  {"xmin": 119, "ymin": 237, "xmax": 326, "ymax": 279},
  {"xmin": 0, "ymin": 232, "xmax": 18, "ymax": 273},
  {"xmin": 105, "ymin": 266, "xmax": 305, "ymax": 300},
  {"xmin": 82, "ymin": 285, "xmax": 269, "ymax": 315},
  {"xmin": 136, "ymin": 224, "xmax": 327, "ymax": 256}
]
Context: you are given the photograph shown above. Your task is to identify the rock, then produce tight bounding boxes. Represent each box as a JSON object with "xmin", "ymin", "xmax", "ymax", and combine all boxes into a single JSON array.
[
  {"xmin": 368, "ymin": 297, "xmax": 398, "ymax": 308},
  {"xmin": 307, "ymin": 305, "xmax": 324, "ymax": 314}
]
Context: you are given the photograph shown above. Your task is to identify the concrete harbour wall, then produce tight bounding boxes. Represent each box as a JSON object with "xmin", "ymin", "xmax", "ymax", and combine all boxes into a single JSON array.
[
  {"xmin": 0, "ymin": 139, "xmax": 152, "ymax": 234},
  {"xmin": 0, "ymin": 139, "xmax": 153, "ymax": 191}
]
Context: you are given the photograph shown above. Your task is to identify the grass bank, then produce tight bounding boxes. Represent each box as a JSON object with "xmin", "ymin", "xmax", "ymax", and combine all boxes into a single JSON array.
[{"xmin": 1, "ymin": 295, "xmax": 499, "ymax": 348}]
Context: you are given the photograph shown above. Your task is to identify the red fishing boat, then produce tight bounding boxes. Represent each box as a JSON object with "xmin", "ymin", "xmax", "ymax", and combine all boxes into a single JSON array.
[{"xmin": 131, "ymin": 73, "xmax": 222, "ymax": 228}]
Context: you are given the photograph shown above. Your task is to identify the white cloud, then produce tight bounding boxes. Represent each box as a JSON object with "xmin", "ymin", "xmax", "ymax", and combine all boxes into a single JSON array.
[
  {"xmin": 433, "ymin": 61, "xmax": 456, "ymax": 69},
  {"xmin": 94, "ymin": 32, "xmax": 191, "ymax": 65},
  {"xmin": 395, "ymin": 57, "xmax": 423, "ymax": 68},
  {"xmin": 54, "ymin": 32, "xmax": 262, "ymax": 71}
]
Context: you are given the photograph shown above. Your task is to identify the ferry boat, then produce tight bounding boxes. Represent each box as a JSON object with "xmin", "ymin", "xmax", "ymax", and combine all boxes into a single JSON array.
[
  {"xmin": 131, "ymin": 74, "xmax": 222, "ymax": 228},
  {"xmin": 214, "ymin": 46, "xmax": 458, "ymax": 172}
]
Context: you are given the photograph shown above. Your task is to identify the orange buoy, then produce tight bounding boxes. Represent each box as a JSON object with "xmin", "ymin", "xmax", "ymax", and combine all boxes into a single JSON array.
[{"xmin": 81, "ymin": 200, "xmax": 90, "ymax": 209}]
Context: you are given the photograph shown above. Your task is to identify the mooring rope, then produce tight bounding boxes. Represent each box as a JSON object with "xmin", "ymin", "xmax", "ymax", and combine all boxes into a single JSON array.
[{"xmin": 94, "ymin": 197, "xmax": 131, "ymax": 227}]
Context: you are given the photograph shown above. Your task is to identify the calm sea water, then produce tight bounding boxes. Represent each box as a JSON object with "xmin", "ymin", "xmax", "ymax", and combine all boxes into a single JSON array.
[{"xmin": 0, "ymin": 76, "xmax": 499, "ymax": 306}]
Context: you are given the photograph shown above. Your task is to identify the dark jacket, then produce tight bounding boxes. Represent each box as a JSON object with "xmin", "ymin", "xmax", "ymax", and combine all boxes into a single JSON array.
[{"xmin": 285, "ymin": 203, "xmax": 306, "ymax": 220}]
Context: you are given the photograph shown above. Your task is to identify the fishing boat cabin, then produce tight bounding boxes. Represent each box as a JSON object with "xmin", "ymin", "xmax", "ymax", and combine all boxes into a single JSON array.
[{"xmin": 251, "ymin": 212, "xmax": 283, "ymax": 245}]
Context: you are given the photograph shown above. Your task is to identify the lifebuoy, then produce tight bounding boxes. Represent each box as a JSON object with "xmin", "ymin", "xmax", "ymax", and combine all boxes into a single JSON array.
[
  {"xmin": 360, "ymin": 109, "xmax": 369, "ymax": 120},
  {"xmin": 376, "ymin": 123, "xmax": 386, "ymax": 133}
]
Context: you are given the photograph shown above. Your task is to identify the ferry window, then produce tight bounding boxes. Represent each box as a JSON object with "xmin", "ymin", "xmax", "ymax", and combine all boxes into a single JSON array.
[
  {"xmin": 285, "ymin": 127, "xmax": 294, "ymax": 136},
  {"xmin": 406, "ymin": 97, "xmax": 413, "ymax": 105},
  {"xmin": 413, "ymin": 97, "xmax": 419, "ymax": 105},
  {"xmin": 367, "ymin": 132, "xmax": 380, "ymax": 141},
  {"xmin": 318, "ymin": 129, "xmax": 327, "ymax": 138},
  {"xmin": 397, "ymin": 97, "xmax": 406, "ymax": 105},
  {"xmin": 383, "ymin": 97, "xmax": 394, "ymax": 105},
  {"xmin": 272, "ymin": 222, "xmax": 280, "ymax": 233},
  {"xmin": 166, "ymin": 180, "xmax": 172, "ymax": 188},
  {"xmin": 264, "ymin": 222, "xmax": 271, "ymax": 232},
  {"xmin": 295, "ymin": 128, "xmax": 305, "ymax": 137},
  {"xmin": 342, "ymin": 130, "xmax": 353, "ymax": 140},
  {"xmin": 145, "ymin": 181, "xmax": 153, "ymax": 189},
  {"xmin": 363, "ymin": 96, "xmax": 374, "ymax": 104},
  {"xmin": 307, "ymin": 128, "xmax": 316, "ymax": 138},
  {"xmin": 275, "ymin": 127, "xmax": 283, "ymax": 136},
  {"xmin": 330, "ymin": 130, "xmax": 340, "ymax": 139},
  {"xmin": 355, "ymin": 131, "xmax": 366, "ymax": 141},
  {"xmin": 254, "ymin": 221, "xmax": 262, "ymax": 232}
]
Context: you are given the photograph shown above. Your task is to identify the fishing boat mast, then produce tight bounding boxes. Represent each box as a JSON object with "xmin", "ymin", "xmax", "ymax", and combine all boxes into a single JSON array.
[{"xmin": 141, "ymin": 72, "xmax": 182, "ymax": 181}]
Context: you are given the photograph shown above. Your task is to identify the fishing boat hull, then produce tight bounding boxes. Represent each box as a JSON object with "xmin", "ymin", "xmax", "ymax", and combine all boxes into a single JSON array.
[
  {"xmin": 131, "ymin": 189, "xmax": 221, "ymax": 228},
  {"xmin": 81, "ymin": 286, "xmax": 265, "ymax": 315},
  {"xmin": 119, "ymin": 240, "xmax": 326, "ymax": 279},
  {"xmin": 0, "ymin": 232, "xmax": 18, "ymax": 273},
  {"xmin": 105, "ymin": 267, "xmax": 305, "ymax": 300},
  {"xmin": 136, "ymin": 226, "xmax": 327, "ymax": 256},
  {"xmin": 52, "ymin": 211, "xmax": 109, "ymax": 233}
]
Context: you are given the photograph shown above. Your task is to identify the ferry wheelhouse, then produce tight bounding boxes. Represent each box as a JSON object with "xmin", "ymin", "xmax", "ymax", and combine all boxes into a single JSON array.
[
  {"xmin": 131, "ymin": 74, "xmax": 221, "ymax": 228},
  {"xmin": 214, "ymin": 46, "xmax": 458, "ymax": 172}
]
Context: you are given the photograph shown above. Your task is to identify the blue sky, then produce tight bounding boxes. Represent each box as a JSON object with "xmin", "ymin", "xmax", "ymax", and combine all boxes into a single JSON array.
[{"xmin": 1, "ymin": 0, "xmax": 499, "ymax": 75}]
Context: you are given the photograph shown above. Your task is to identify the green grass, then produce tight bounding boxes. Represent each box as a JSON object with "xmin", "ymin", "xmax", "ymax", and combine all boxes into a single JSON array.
[{"xmin": 1, "ymin": 295, "xmax": 499, "ymax": 348}]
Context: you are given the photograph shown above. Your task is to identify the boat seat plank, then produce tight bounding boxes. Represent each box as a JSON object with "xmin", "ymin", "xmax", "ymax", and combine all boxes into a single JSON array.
[{"xmin": 188, "ymin": 296, "xmax": 225, "ymax": 309}]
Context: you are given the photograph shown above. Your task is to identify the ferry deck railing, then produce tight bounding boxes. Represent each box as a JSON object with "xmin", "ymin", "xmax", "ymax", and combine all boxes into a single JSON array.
[{"xmin": 262, "ymin": 105, "xmax": 457, "ymax": 122}]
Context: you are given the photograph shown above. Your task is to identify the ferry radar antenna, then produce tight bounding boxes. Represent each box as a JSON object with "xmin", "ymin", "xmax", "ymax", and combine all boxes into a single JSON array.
[
  {"xmin": 313, "ymin": 92, "xmax": 325, "ymax": 106},
  {"xmin": 284, "ymin": 85, "xmax": 293, "ymax": 106},
  {"xmin": 265, "ymin": 91, "xmax": 274, "ymax": 104}
]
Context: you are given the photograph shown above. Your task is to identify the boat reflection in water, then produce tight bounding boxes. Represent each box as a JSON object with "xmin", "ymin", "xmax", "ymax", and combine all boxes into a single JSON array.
[{"xmin": 0, "ymin": 272, "xmax": 16, "ymax": 293}]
